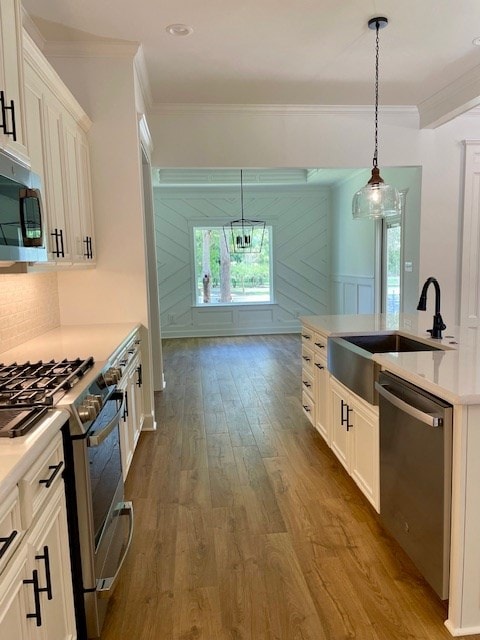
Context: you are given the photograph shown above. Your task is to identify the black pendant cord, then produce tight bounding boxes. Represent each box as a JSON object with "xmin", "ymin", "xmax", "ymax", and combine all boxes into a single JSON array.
[{"xmin": 373, "ymin": 20, "xmax": 380, "ymax": 170}]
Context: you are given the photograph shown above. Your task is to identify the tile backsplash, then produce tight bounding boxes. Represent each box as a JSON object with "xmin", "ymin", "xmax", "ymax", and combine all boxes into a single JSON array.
[{"xmin": 0, "ymin": 272, "xmax": 60, "ymax": 353}]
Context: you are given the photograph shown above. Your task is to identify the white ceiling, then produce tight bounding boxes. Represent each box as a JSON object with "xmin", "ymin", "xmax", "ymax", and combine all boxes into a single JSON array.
[{"xmin": 22, "ymin": 0, "xmax": 480, "ymax": 111}]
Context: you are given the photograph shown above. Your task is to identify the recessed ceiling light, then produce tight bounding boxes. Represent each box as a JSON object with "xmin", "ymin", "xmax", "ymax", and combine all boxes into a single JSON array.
[
  {"xmin": 473, "ymin": 36, "xmax": 480, "ymax": 46},
  {"xmin": 166, "ymin": 24, "xmax": 193, "ymax": 37}
]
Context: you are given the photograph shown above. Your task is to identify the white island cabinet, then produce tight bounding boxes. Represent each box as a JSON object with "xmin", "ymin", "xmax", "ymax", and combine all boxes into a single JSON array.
[
  {"xmin": 0, "ymin": 421, "xmax": 76, "ymax": 640},
  {"xmin": 301, "ymin": 312, "xmax": 480, "ymax": 637}
]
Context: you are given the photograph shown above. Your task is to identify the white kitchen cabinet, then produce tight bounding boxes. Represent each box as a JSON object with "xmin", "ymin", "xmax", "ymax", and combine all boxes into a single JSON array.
[
  {"xmin": 0, "ymin": 433, "xmax": 77, "ymax": 640},
  {"xmin": 23, "ymin": 31, "xmax": 95, "ymax": 267},
  {"xmin": 314, "ymin": 352, "xmax": 329, "ymax": 443},
  {"xmin": 301, "ymin": 332, "xmax": 315, "ymax": 426},
  {"xmin": 329, "ymin": 377, "xmax": 351, "ymax": 471},
  {"xmin": 119, "ymin": 336, "xmax": 145, "ymax": 479},
  {"xmin": 0, "ymin": 0, "xmax": 28, "ymax": 164},
  {"xmin": 328, "ymin": 376, "xmax": 379, "ymax": 510}
]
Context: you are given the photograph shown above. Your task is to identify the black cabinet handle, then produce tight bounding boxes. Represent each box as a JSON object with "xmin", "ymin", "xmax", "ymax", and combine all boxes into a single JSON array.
[
  {"xmin": 122, "ymin": 391, "xmax": 129, "ymax": 421},
  {"xmin": 315, "ymin": 363, "xmax": 325, "ymax": 370},
  {"xmin": 341, "ymin": 399, "xmax": 347, "ymax": 425},
  {"xmin": 24, "ymin": 569, "xmax": 42, "ymax": 627},
  {"xmin": 302, "ymin": 404, "xmax": 311, "ymax": 412},
  {"xmin": 39, "ymin": 461, "xmax": 64, "ymax": 488},
  {"xmin": 315, "ymin": 343, "xmax": 325, "ymax": 348},
  {"xmin": 83, "ymin": 236, "xmax": 93, "ymax": 259},
  {"xmin": 35, "ymin": 546, "xmax": 53, "ymax": 600},
  {"xmin": 0, "ymin": 90, "xmax": 17, "ymax": 141},
  {"xmin": 0, "ymin": 530, "xmax": 17, "ymax": 560},
  {"xmin": 302, "ymin": 380, "xmax": 312, "ymax": 389},
  {"xmin": 50, "ymin": 228, "xmax": 65, "ymax": 258},
  {"xmin": 136, "ymin": 364, "xmax": 142, "ymax": 388},
  {"xmin": 302, "ymin": 355, "xmax": 311, "ymax": 362},
  {"xmin": 302, "ymin": 334, "xmax": 311, "ymax": 340},
  {"xmin": 341, "ymin": 400, "xmax": 353, "ymax": 431}
]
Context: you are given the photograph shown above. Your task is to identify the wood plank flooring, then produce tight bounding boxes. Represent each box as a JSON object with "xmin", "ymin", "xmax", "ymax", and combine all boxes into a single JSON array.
[{"xmin": 101, "ymin": 335, "xmax": 478, "ymax": 640}]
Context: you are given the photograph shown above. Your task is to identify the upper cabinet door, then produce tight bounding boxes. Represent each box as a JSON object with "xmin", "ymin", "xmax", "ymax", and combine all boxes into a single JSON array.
[{"xmin": 0, "ymin": 0, "xmax": 29, "ymax": 164}]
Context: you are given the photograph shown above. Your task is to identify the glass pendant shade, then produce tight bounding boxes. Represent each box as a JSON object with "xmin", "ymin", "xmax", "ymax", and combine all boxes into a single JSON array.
[{"xmin": 352, "ymin": 167, "xmax": 400, "ymax": 220}]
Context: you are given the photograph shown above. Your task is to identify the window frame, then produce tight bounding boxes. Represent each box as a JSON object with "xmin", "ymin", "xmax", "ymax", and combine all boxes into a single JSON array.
[{"xmin": 191, "ymin": 223, "xmax": 274, "ymax": 307}]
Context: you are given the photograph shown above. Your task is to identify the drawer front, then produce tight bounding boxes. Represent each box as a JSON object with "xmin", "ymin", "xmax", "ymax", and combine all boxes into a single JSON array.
[
  {"xmin": 314, "ymin": 332, "xmax": 328, "ymax": 355},
  {"xmin": 301, "ymin": 327, "xmax": 313, "ymax": 345},
  {"xmin": 0, "ymin": 487, "xmax": 22, "ymax": 574},
  {"xmin": 302, "ymin": 390, "xmax": 315, "ymax": 425},
  {"xmin": 301, "ymin": 345, "xmax": 314, "ymax": 375},
  {"xmin": 19, "ymin": 433, "xmax": 64, "ymax": 529},
  {"xmin": 301, "ymin": 369, "xmax": 314, "ymax": 399}
]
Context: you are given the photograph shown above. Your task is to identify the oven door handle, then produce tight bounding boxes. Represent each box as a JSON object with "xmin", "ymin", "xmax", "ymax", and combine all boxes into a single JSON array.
[
  {"xmin": 96, "ymin": 501, "xmax": 134, "ymax": 598},
  {"xmin": 87, "ymin": 391, "xmax": 125, "ymax": 447}
]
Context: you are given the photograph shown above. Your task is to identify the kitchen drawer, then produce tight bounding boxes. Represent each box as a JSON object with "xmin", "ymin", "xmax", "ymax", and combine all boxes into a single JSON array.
[
  {"xmin": 301, "ymin": 345, "xmax": 314, "ymax": 376},
  {"xmin": 0, "ymin": 487, "xmax": 22, "ymax": 574},
  {"xmin": 314, "ymin": 332, "xmax": 328, "ymax": 355},
  {"xmin": 301, "ymin": 369, "xmax": 314, "ymax": 399},
  {"xmin": 301, "ymin": 327, "xmax": 313, "ymax": 345},
  {"xmin": 18, "ymin": 433, "xmax": 64, "ymax": 529},
  {"xmin": 302, "ymin": 390, "xmax": 315, "ymax": 425}
]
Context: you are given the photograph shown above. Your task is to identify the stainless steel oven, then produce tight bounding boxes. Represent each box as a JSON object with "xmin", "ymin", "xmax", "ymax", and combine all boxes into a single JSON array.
[{"xmin": 62, "ymin": 370, "xmax": 134, "ymax": 639}]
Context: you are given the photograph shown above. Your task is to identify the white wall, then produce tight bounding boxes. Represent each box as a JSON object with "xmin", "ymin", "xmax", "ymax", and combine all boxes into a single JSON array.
[
  {"xmin": 46, "ymin": 55, "xmax": 149, "ymax": 327},
  {"xmin": 148, "ymin": 106, "xmax": 479, "ymax": 328},
  {"xmin": 154, "ymin": 184, "xmax": 330, "ymax": 337}
]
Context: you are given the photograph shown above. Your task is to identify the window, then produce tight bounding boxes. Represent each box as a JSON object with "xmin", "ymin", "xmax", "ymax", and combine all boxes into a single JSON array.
[
  {"xmin": 193, "ymin": 226, "xmax": 272, "ymax": 304},
  {"xmin": 381, "ymin": 216, "xmax": 402, "ymax": 314}
]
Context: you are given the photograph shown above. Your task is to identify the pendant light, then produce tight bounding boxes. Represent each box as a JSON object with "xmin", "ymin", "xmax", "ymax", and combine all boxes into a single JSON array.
[
  {"xmin": 223, "ymin": 170, "xmax": 266, "ymax": 253},
  {"xmin": 352, "ymin": 17, "xmax": 400, "ymax": 220}
]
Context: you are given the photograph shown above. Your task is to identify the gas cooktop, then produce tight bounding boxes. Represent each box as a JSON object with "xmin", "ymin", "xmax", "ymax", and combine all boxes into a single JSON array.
[{"xmin": 0, "ymin": 357, "xmax": 94, "ymax": 437}]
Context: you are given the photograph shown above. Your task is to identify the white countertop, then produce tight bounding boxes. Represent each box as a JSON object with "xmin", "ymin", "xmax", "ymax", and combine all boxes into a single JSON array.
[
  {"xmin": 301, "ymin": 313, "xmax": 480, "ymax": 405},
  {"xmin": 0, "ymin": 323, "xmax": 140, "ymax": 364}
]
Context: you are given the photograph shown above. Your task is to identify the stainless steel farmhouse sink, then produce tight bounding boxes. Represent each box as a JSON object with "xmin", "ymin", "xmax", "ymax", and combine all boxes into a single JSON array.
[{"xmin": 328, "ymin": 333, "xmax": 445, "ymax": 404}]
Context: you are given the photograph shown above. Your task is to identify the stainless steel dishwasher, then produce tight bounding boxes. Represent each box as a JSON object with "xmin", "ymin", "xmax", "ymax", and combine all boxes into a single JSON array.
[{"xmin": 375, "ymin": 371, "xmax": 453, "ymax": 600}]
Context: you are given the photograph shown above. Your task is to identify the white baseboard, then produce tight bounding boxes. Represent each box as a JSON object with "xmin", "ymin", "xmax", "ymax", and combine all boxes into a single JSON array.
[
  {"xmin": 161, "ymin": 325, "xmax": 301, "ymax": 339},
  {"xmin": 444, "ymin": 619, "xmax": 480, "ymax": 636}
]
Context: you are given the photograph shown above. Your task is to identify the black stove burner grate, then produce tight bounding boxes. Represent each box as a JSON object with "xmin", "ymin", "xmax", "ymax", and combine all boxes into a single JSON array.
[
  {"xmin": 0, "ymin": 356, "xmax": 95, "ymax": 409},
  {"xmin": 0, "ymin": 407, "xmax": 48, "ymax": 437}
]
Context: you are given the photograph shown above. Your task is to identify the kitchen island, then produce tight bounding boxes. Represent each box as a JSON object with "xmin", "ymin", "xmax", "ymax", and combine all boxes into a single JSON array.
[{"xmin": 301, "ymin": 313, "xmax": 480, "ymax": 637}]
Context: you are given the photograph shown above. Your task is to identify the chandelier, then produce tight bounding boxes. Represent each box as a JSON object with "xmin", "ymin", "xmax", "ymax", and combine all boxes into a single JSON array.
[{"xmin": 223, "ymin": 170, "xmax": 266, "ymax": 253}]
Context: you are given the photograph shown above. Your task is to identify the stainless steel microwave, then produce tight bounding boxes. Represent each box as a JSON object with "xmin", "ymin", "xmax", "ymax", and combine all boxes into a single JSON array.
[{"xmin": 0, "ymin": 151, "xmax": 47, "ymax": 263}]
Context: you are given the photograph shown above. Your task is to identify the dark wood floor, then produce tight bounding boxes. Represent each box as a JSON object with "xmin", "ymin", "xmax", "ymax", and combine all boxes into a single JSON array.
[{"xmin": 101, "ymin": 334, "xmax": 477, "ymax": 640}]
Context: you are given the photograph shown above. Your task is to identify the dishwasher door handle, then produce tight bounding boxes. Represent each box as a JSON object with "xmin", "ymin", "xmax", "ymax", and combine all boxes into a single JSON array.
[{"xmin": 375, "ymin": 382, "xmax": 443, "ymax": 427}]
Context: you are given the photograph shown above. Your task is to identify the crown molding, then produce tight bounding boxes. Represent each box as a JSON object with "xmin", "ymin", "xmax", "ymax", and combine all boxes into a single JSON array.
[
  {"xmin": 22, "ymin": 7, "xmax": 46, "ymax": 51},
  {"xmin": 23, "ymin": 30, "xmax": 92, "ymax": 131},
  {"xmin": 134, "ymin": 45, "xmax": 153, "ymax": 110},
  {"xmin": 42, "ymin": 39, "xmax": 140, "ymax": 59},
  {"xmin": 149, "ymin": 103, "xmax": 419, "ymax": 118}
]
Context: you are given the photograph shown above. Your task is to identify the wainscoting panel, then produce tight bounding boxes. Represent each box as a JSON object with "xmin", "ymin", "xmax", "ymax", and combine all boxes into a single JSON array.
[
  {"xmin": 154, "ymin": 185, "xmax": 330, "ymax": 337},
  {"xmin": 331, "ymin": 274, "xmax": 375, "ymax": 315}
]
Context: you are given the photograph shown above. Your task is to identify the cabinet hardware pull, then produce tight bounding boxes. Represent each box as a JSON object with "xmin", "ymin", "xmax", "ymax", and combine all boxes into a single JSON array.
[
  {"xmin": 302, "ymin": 334, "xmax": 311, "ymax": 340},
  {"xmin": 303, "ymin": 380, "xmax": 311, "ymax": 388},
  {"xmin": 35, "ymin": 546, "xmax": 53, "ymax": 600},
  {"xmin": 0, "ymin": 530, "xmax": 17, "ymax": 560},
  {"xmin": 24, "ymin": 569, "xmax": 43, "ymax": 626},
  {"xmin": 39, "ymin": 461, "xmax": 64, "ymax": 488},
  {"xmin": 83, "ymin": 236, "xmax": 90, "ymax": 258},
  {"xmin": 59, "ymin": 228, "xmax": 65, "ymax": 257},
  {"xmin": 51, "ymin": 228, "xmax": 60, "ymax": 257},
  {"xmin": 302, "ymin": 355, "xmax": 311, "ymax": 362},
  {"xmin": 315, "ymin": 363, "xmax": 325, "ymax": 370},
  {"xmin": 302, "ymin": 404, "xmax": 311, "ymax": 412},
  {"xmin": 122, "ymin": 391, "xmax": 129, "ymax": 421},
  {"xmin": 341, "ymin": 399, "xmax": 347, "ymax": 425},
  {"xmin": 315, "ymin": 343, "xmax": 325, "ymax": 348},
  {"xmin": 136, "ymin": 364, "xmax": 143, "ymax": 388},
  {"xmin": 0, "ymin": 91, "xmax": 17, "ymax": 141},
  {"xmin": 346, "ymin": 405, "xmax": 353, "ymax": 431}
]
